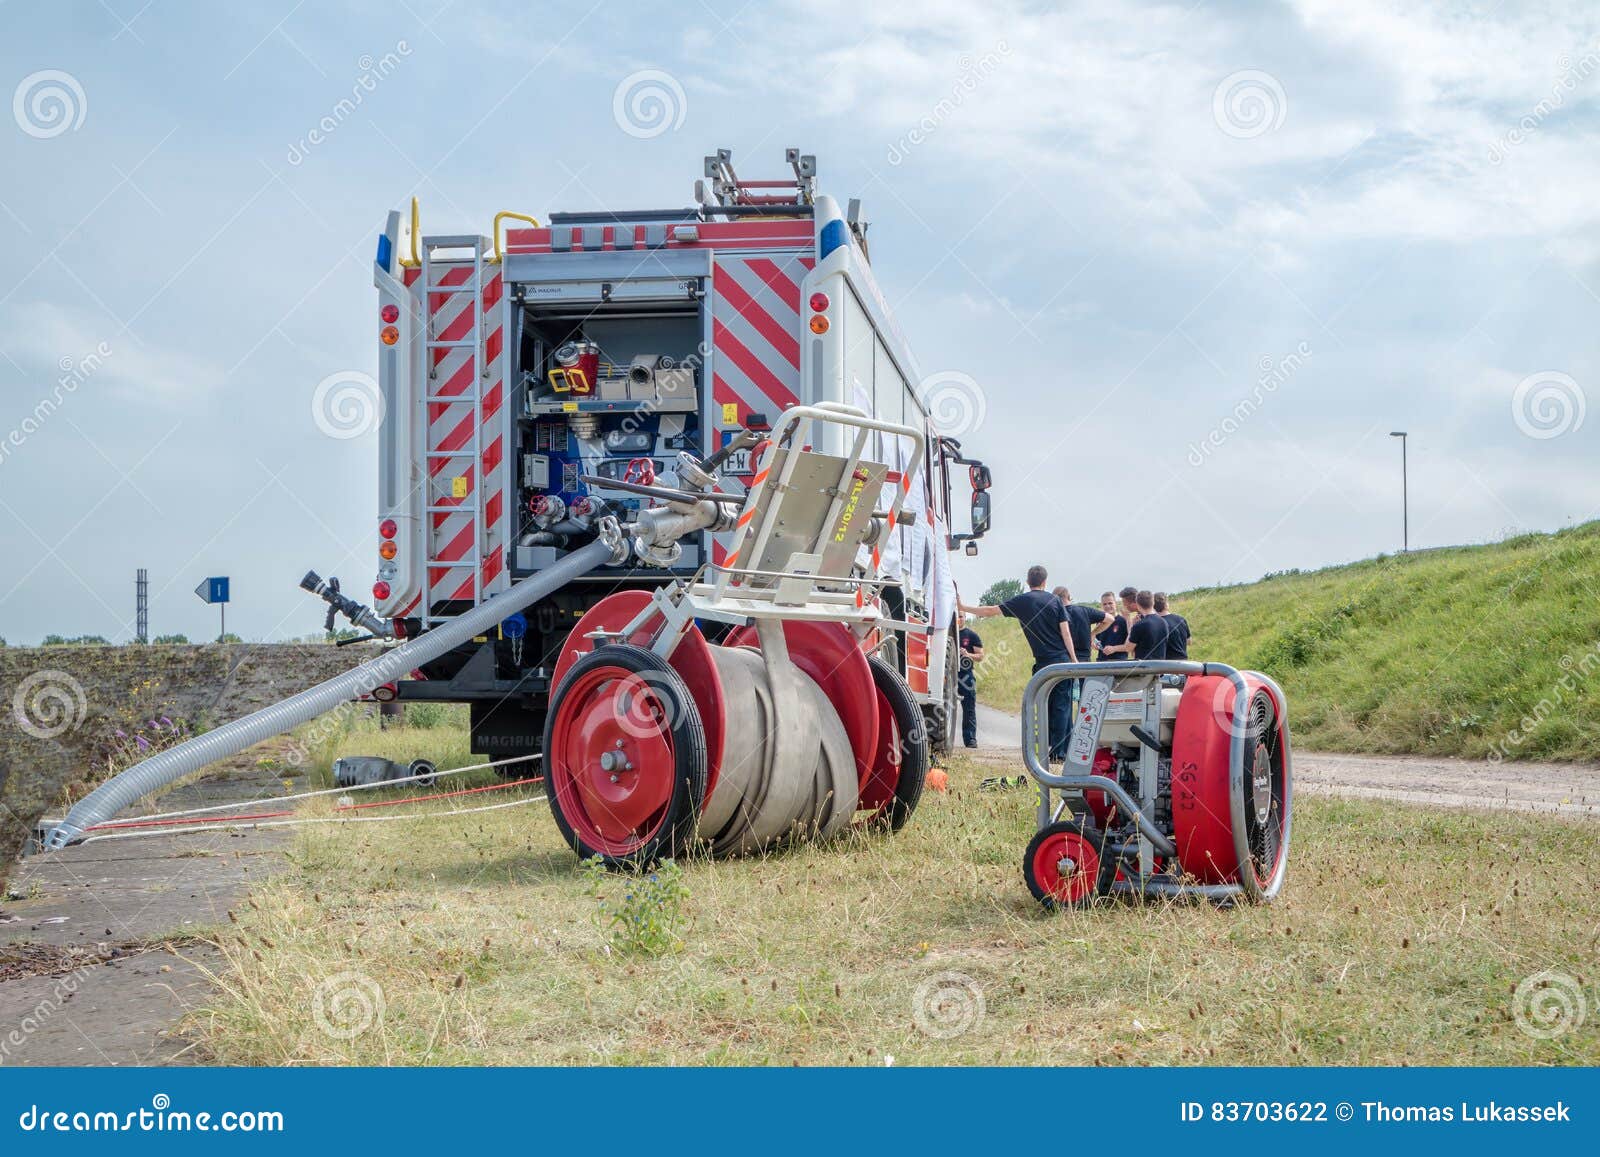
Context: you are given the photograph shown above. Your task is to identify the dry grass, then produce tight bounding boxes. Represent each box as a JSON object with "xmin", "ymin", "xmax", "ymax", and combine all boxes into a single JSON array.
[{"xmin": 190, "ymin": 751, "xmax": 1599, "ymax": 1066}]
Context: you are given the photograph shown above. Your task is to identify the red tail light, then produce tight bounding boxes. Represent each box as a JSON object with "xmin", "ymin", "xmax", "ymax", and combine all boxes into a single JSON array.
[
  {"xmin": 372, "ymin": 581, "xmax": 391, "ymax": 601},
  {"xmin": 379, "ymin": 518, "xmax": 397, "ymax": 538},
  {"xmin": 809, "ymin": 292, "xmax": 829, "ymax": 312},
  {"xmin": 380, "ymin": 304, "xmax": 400, "ymax": 323}
]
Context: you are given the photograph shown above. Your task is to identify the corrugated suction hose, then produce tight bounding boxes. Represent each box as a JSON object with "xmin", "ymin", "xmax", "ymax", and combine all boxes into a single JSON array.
[{"xmin": 44, "ymin": 538, "xmax": 618, "ymax": 850}]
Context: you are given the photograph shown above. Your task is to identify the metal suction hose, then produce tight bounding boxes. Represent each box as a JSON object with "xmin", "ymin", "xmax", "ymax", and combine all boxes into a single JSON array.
[{"xmin": 44, "ymin": 538, "xmax": 619, "ymax": 850}]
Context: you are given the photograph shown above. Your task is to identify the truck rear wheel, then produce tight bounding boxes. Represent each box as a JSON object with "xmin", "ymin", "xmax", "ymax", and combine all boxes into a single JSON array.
[{"xmin": 921, "ymin": 624, "xmax": 960, "ymax": 757}]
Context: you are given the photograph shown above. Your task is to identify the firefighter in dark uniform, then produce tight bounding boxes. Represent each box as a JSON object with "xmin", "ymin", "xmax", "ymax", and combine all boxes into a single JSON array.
[{"xmin": 958, "ymin": 621, "xmax": 984, "ymax": 748}]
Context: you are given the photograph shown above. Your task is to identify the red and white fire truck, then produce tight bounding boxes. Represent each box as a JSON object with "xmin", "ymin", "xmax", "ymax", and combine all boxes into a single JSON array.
[{"xmin": 362, "ymin": 149, "xmax": 991, "ymax": 763}]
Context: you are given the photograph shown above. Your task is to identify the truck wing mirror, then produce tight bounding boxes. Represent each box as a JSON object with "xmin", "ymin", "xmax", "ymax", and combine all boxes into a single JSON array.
[
  {"xmin": 970, "ymin": 490, "xmax": 992, "ymax": 538},
  {"xmin": 968, "ymin": 463, "xmax": 992, "ymax": 491}
]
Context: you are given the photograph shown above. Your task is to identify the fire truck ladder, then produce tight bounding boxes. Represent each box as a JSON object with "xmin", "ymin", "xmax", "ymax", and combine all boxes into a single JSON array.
[{"xmin": 420, "ymin": 234, "xmax": 490, "ymax": 625}]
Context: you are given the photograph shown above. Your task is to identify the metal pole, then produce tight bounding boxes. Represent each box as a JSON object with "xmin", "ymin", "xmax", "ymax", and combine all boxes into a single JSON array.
[
  {"xmin": 1401, "ymin": 435, "xmax": 1408, "ymax": 552},
  {"xmin": 1390, "ymin": 431, "xmax": 1408, "ymax": 553}
]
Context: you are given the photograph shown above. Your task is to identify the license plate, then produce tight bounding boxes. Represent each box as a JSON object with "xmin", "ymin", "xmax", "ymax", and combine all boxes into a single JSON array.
[{"xmin": 720, "ymin": 449, "xmax": 753, "ymax": 475}]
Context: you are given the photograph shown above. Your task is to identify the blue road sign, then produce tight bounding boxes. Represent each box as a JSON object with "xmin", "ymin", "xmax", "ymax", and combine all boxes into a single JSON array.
[{"xmin": 194, "ymin": 576, "xmax": 230, "ymax": 604}]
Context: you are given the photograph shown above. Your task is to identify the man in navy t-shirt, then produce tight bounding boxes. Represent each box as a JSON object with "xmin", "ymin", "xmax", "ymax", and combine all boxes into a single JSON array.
[
  {"xmin": 1126, "ymin": 590, "xmax": 1171, "ymax": 659},
  {"xmin": 1153, "ymin": 592, "xmax": 1190, "ymax": 661},
  {"xmin": 961, "ymin": 565, "xmax": 1076, "ymax": 760},
  {"xmin": 1054, "ymin": 585, "xmax": 1109, "ymax": 663}
]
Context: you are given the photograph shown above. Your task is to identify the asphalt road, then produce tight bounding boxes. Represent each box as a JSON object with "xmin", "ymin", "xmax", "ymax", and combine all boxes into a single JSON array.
[{"xmin": 968, "ymin": 703, "xmax": 1599, "ymax": 819}]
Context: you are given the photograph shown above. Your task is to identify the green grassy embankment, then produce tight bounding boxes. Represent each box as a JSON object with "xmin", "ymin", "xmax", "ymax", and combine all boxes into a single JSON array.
[{"xmin": 973, "ymin": 522, "xmax": 1600, "ymax": 761}]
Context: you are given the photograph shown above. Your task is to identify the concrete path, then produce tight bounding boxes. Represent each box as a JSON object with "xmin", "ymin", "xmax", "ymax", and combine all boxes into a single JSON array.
[{"xmin": 0, "ymin": 761, "xmax": 296, "ymax": 1066}]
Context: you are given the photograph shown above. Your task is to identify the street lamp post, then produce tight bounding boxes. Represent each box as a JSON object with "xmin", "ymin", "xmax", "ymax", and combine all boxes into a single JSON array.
[{"xmin": 1389, "ymin": 431, "xmax": 1408, "ymax": 552}]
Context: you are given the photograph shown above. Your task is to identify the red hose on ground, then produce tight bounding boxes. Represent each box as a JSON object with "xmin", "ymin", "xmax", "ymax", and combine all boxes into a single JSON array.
[{"xmin": 84, "ymin": 777, "xmax": 545, "ymax": 833}]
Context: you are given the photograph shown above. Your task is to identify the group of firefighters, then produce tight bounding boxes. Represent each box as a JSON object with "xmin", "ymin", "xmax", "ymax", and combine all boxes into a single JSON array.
[{"xmin": 954, "ymin": 565, "xmax": 1192, "ymax": 755}]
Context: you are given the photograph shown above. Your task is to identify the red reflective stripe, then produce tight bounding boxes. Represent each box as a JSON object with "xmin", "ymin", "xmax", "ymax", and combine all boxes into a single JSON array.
[
  {"xmin": 481, "ymin": 544, "xmax": 504, "ymax": 587},
  {"xmin": 481, "ymin": 379, "xmax": 503, "ymax": 422},
  {"xmin": 433, "ymin": 518, "xmax": 475, "ymax": 562},
  {"xmin": 429, "ymin": 410, "xmax": 476, "ymax": 475},
  {"xmin": 743, "ymin": 257, "xmax": 802, "ymax": 315},
  {"xmin": 430, "ymin": 357, "xmax": 477, "ymax": 408},
  {"xmin": 713, "ymin": 318, "xmax": 800, "ymax": 412},
  {"xmin": 717, "ymin": 267, "xmax": 800, "ymax": 370}
]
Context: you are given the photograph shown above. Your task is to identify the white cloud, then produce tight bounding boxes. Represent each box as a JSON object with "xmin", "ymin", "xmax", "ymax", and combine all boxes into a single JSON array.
[{"xmin": 0, "ymin": 302, "xmax": 219, "ymax": 403}]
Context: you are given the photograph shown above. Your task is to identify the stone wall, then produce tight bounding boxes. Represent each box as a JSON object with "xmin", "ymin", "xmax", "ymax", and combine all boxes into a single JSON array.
[{"xmin": 1, "ymin": 643, "xmax": 382, "ymax": 888}]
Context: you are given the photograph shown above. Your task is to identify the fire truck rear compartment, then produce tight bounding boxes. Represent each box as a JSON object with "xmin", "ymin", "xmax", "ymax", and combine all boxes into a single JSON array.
[{"xmin": 513, "ymin": 296, "xmax": 707, "ymax": 579}]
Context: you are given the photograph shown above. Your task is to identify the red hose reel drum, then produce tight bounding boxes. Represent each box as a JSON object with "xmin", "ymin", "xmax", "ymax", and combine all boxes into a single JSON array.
[
  {"xmin": 1169, "ymin": 673, "xmax": 1290, "ymax": 890},
  {"xmin": 544, "ymin": 592, "xmax": 928, "ymax": 865}
]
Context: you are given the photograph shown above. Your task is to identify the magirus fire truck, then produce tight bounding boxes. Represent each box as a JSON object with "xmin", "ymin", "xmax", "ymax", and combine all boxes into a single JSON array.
[
  {"xmin": 47, "ymin": 150, "xmax": 1286, "ymax": 903},
  {"xmin": 359, "ymin": 149, "xmax": 992, "ymax": 769}
]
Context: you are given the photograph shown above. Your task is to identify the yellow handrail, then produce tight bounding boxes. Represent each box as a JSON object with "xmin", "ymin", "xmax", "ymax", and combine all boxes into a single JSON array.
[
  {"xmin": 488, "ymin": 210, "xmax": 542, "ymax": 264},
  {"xmin": 397, "ymin": 196, "xmax": 421, "ymax": 268}
]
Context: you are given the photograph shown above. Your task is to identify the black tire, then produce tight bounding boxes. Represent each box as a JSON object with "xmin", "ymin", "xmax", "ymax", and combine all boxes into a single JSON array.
[
  {"xmin": 1023, "ymin": 818, "xmax": 1110, "ymax": 910},
  {"xmin": 541, "ymin": 643, "xmax": 707, "ymax": 870},
  {"xmin": 921, "ymin": 624, "xmax": 961, "ymax": 758},
  {"xmin": 866, "ymin": 655, "xmax": 929, "ymax": 833}
]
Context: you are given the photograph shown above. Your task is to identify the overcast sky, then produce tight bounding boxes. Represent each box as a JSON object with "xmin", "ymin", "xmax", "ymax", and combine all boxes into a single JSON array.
[{"xmin": 2, "ymin": 0, "xmax": 1597, "ymax": 644}]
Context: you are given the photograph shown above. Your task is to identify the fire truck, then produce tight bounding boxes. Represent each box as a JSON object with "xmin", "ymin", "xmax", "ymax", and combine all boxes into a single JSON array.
[
  {"xmin": 362, "ymin": 149, "xmax": 991, "ymax": 766},
  {"xmin": 49, "ymin": 150, "xmax": 1285, "ymax": 903}
]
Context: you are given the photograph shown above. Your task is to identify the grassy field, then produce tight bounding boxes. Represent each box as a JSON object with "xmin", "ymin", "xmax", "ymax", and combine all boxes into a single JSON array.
[
  {"xmin": 190, "ymin": 732, "xmax": 1599, "ymax": 1065},
  {"xmin": 974, "ymin": 521, "xmax": 1600, "ymax": 761}
]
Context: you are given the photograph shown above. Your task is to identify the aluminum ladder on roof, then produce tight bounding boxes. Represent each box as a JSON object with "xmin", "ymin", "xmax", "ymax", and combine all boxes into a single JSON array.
[{"xmin": 419, "ymin": 234, "xmax": 489, "ymax": 625}]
